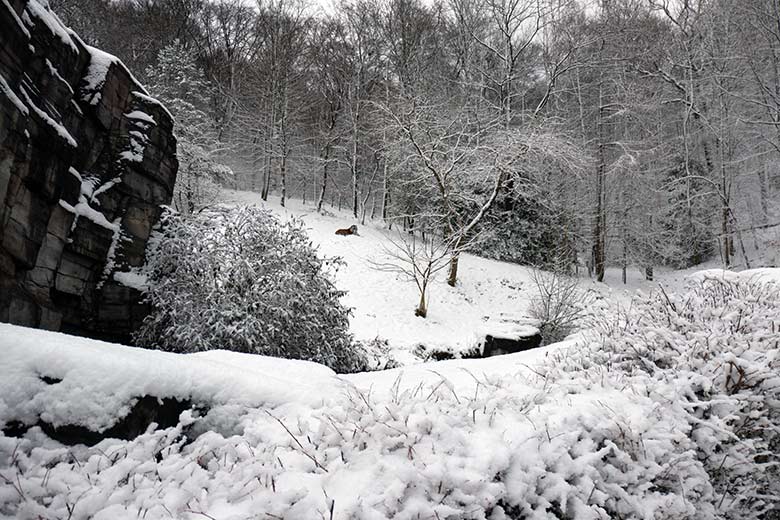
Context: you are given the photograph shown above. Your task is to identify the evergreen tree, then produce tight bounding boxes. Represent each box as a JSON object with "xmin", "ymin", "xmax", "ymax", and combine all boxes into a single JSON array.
[{"xmin": 145, "ymin": 41, "xmax": 227, "ymax": 214}]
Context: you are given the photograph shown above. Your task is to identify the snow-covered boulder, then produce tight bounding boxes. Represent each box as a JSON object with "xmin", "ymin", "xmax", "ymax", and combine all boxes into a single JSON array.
[
  {"xmin": 477, "ymin": 316, "xmax": 543, "ymax": 356},
  {"xmin": 0, "ymin": 324, "xmax": 340, "ymax": 445}
]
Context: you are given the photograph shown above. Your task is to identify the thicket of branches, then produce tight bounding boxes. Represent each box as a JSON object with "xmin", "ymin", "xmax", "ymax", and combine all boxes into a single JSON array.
[{"xmin": 53, "ymin": 0, "xmax": 780, "ymax": 281}]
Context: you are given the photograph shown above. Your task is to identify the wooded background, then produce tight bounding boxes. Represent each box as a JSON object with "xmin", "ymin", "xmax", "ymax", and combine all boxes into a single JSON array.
[{"xmin": 52, "ymin": 0, "xmax": 780, "ymax": 279}]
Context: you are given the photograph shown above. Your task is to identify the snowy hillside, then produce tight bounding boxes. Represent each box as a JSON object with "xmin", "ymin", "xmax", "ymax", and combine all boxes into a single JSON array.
[{"xmin": 217, "ymin": 190, "xmax": 670, "ymax": 361}]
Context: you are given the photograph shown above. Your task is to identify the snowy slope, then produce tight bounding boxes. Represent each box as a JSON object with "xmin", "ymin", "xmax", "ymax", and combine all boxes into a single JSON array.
[
  {"xmin": 219, "ymin": 191, "xmax": 595, "ymax": 359},
  {"xmin": 217, "ymin": 190, "xmax": 732, "ymax": 361}
]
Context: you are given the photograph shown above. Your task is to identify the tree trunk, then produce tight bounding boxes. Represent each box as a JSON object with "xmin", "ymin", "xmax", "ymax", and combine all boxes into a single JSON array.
[
  {"xmin": 317, "ymin": 144, "xmax": 330, "ymax": 213},
  {"xmin": 759, "ymin": 164, "xmax": 769, "ymax": 225},
  {"xmin": 280, "ymin": 154, "xmax": 287, "ymax": 208},
  {"xmin": 351, "ymin": 73, "xmax": 361, "ymax": 220},
  {"xmin": 279, "ymin": 85, "xmax": 289, "ymax": 208},
  {"xmin": 621, "ymin": 240, "xmax": 627, "ymax": 285},
  {"xmin": 382, "ymin": 162, "xmax": 389, "ymax": 222},
  {"xmin": 721, "ymin": 205, "xmax": 730, "ymax": 266},
  {"xmin": 415, "ymin": 289, "xmax": 427, "ymax": 318},
  {"xmin": 447, "ymin": 253, "xmax": 460, "ymax": 287},
  {"xmin": 593, "ymin": 86, "xmax": 607, "ymax": 283}
]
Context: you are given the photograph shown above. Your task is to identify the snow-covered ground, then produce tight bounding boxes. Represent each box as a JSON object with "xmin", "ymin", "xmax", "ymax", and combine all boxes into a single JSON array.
[
  {"xmin": 2, "ymin": 189, "xmax": 778, "ymax": 519},
  {"xmin": 2, "ymin": 263, "xmax": 778, "ymax": 518},
  {"xmin": 219, "ymin": 190, "xmax": 543, "ymax": 360},
  {"xmin": 217, "ymin": 190, "xmax": 701, "ymax": 362}
]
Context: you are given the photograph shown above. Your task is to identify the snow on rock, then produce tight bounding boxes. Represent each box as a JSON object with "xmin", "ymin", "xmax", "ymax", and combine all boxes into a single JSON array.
[
  {"xmin": 98, "ymin": 218, "xmax": 127, "ymax": 288},
  {"xmin": 18, "ymin": 85, "xmax": 77, "ymax": 147},
  {"xmin": 131, "ymin": 90, "xmax": 174, "ymax": 122},
  {"xmin": 23, "ymin": 0, "xmax": 77, "ymax": 55},
  {"xmin": 113, "ymin": 269, "xmax": 149, "ymax": 291},
  {"xmin": 1, "ymin": 0, "xmax": 31, "ymax": 39},
  {"xmin": 478, "ymin": 321, "xmax": 540, "ymax": 341},
  {"xmin": 59, "ymin": 198, "xmax": 119, "ymax": 232},
  {"xmin": 125, "ymin": 110, "xmax": 156, "ymax": 125},
  {"xmin": 0, "ymin": 72, "xmax": 29, "ymax": 116},
  {"xmin": 44, "ymin": 58, "xmax": 73, "ymax": 95},
  {"xmin": 119, "ymin": 110, "xmax": 153, "ymax": 163},
  {"xmin": 0, "ymin": 0, "xmax": 178, "ymax": 344},
  {"xmin": 80, "ymin": 45, "xmax": 149, "ymax": 105},
  {"xmin": 0, "ymin": 323, "xmax": 340, "ymax": 433}
]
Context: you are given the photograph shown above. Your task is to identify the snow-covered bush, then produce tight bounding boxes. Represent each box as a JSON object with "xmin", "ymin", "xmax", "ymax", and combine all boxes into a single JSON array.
[
  {"xmin": 134, "ymin": 206, "xmax": 365, "ymax": 372},
  {"xmin": 555, "ymin": 275, "xmax": 780, "ymax": 520},
  {"xmin": 528, "ymin": 268, "xmax": 595, "ymax": 344}
]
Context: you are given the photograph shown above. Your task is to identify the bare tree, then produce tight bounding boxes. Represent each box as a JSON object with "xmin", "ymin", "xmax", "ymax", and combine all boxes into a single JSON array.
[{"xmin": 370, "ymin": 230, "xmax": 451, "ymax": 317}]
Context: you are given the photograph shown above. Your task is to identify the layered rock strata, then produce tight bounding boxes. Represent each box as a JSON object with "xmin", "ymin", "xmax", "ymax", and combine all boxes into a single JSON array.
[{"xmin": 0, "ymin": 0, "xmax": 178, "ymax": 342}]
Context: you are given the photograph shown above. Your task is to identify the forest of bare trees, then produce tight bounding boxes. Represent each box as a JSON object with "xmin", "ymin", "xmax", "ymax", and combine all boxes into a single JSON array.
[{"xmin": 53, "ymin": 0, "xmax": 780, "ymax": 280}]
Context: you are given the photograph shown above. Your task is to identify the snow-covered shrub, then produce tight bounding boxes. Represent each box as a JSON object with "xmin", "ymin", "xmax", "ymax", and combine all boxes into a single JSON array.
[
  {"xmin": 134, "ymin": 206, "xmax": 365, "ymax": 372},
  {"xmin": 559, "ymin": 276, "xmax": 780, "ymax": 520},
  {"xmin": 528, "ymin": 268, "xmax": 595, "ymax": 344}
]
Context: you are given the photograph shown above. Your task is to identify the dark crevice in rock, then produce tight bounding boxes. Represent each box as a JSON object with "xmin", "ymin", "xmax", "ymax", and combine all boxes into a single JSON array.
[
  {"xmin": 482, "ymin": 333, "xmax": 543, "ymax": 357},
  {"xmin": 39, "ymin": 374, "xmax": 62, "ymax": 385}
]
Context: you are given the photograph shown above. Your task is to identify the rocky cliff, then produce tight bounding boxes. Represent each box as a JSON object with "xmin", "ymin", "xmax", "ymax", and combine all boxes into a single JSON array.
[{"xmin": 0, "ymin": 0, "xmax": 178, "ymax": 342}]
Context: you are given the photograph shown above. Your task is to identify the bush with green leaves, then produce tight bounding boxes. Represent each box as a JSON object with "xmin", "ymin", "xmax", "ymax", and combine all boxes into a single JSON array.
[{"xmin": 134, "ymin": 206, "xmax": 365, "ymax": 372}]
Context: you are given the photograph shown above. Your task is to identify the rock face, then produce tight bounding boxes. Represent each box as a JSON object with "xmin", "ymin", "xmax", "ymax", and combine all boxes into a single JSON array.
[{"xmin": 0, "ymin": 0, "xmax": 178, "ymax": 343}]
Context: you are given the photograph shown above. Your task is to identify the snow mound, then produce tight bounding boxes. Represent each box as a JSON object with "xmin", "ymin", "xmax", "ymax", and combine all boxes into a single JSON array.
[
  {"xmin": 686, "ymin": 267, "xmax": 780, "ymax": 284},
  {"xmin": 0, "ymin": 324, "xmax": 339, "ymax": 433}
]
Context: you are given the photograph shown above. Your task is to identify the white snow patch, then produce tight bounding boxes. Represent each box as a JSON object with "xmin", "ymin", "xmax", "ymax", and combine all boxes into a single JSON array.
[
  {"xmin": 24, "ymin": 0, "xmax": 78, "ymax": 55},
  {"xmin": 132, "ymin": 90, "xmax": 174, "ymax": 122},
  {"xmin": 1, "ymin": 0, "xmax": 31, "ymax": 39},
  {"xmin": 59, "ymin": 199, "xmax": 119, "ymax": 232},
  {"xmin": 45, "ymin": 58, "xmax": 74, "ymax": 95},
  {"xmin": 113, "ymin": 270, "xmax": 149, "ymax": 291},
  {"xmin": 91, "ymin": 176, "xmax": 121, "ymax": 200},
  {"xmin": 0, "ymin": 72, "xmax": 28, "ymax": 116},
  {"xmin": 119, "ymin": 150, "xmax": 143, "ymax": 163},
  {"xmin": 125, "ymin": 110, "xmax": 156, "ymax": 125}
]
